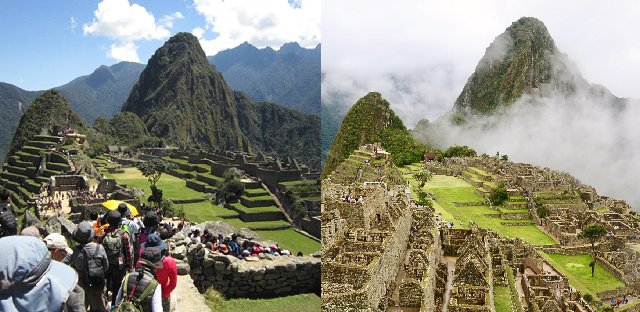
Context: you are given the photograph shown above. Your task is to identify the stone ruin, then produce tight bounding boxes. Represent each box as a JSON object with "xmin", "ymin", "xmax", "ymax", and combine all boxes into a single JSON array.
[
  {"xmin": 448, "ymin": 233, "xmax": 492, "ymax": 312},
  {"xmin": 321, "ymin": 182, "xmax": 417, "ymax": 311},
  {"xmin": 323, "ymin": 147, "xmax": 640, "ymax": 311},
  {"xmin": 426, "ymin": 156, "xmax": 640, "ymax": 284}
]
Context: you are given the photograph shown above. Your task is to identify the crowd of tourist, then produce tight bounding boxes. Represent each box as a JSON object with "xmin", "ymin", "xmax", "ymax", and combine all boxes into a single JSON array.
[
  {"xmin": 0, "ymin": 194, "xmax": 178, "ymax": 312},
  {"xmin": 187, "ymin": 227, "xmax": 296, "ymax": 260}
]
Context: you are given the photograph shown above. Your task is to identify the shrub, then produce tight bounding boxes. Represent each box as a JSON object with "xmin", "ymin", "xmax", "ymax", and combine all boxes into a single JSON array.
[
  {"xmin": 489, "ymin": 187, "xmax": 509, "ymax": 206},
  {"xmin": 443, "ymin": 145, "xmax": 477, "ymax": 158}
]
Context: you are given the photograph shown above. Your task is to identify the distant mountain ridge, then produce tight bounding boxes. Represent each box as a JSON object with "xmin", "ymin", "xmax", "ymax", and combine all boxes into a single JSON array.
[
  {"xmin": 0, "ymin": 40, "xmax": 320, "ymax": 166},
  {"xmin": 57, "ymin": 62, "xmax": 145, "ymax": 123},
  {"xmin": 209, "ymin": 42, "xmax": 321, "ymax": 114}
]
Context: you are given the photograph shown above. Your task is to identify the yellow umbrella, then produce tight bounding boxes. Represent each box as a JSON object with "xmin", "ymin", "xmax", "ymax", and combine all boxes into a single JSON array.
[{"xmin": 102, "ymin": 200, "xmax": 139, "ymax": 217}]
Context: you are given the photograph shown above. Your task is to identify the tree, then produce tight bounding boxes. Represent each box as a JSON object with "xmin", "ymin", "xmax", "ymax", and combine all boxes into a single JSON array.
[
  {"xmin": 500, "ymin": 154, "xmax": 509, "ymax": 161},
  {"xmin": 578, "ymin": 224, "xmax": 607, "ymax": 277},
  {"xmin": 218, "ymin": 168, "xmax": 245, "ymax": 203},
  {"xmin": 413, "ymin": 170, "xmax": 433, "ymax": 188},
  {"xmin": 416, "ymin": 189, "xmax": 433, "ymax": 208},
  {"xmin": 137, "ymin": 158, "xmax": 176, "ymax": 188},
  {"xmin": 442, "ymin": 145, "xmax": 477, "ymax": 158},
  {"xmin": 489, "ymin": 187, "xmax": 509, "ymax": 206}
]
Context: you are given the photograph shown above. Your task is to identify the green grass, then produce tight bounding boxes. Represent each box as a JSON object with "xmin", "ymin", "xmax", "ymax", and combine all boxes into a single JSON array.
[
  {"xmin": 494, "ymin": 286, "xmax": 513, "ymax": 312},
  {"xmin": 204, "ymin": 289, "xmax": 320, "ymax": 312},
  {"xmin": 242, "ymin": 194, "xmax": 274, "ymax": 201},
  {"xmin": 104, "ymin": 167, "xmax": 205, "ymax": 201},
  {"xmin": 255, "ymin": 229, "xmax": 320, "ymax": 255},
  {"xmin": 178, "ymin": 201, "xmax": 238, "ymax": 223},
  {"xmin": 539, "ymin": 252, "xmax": 625, "ymax": 299},
  {"xmin": 231, "ymin": 203, "xmax": 281, "ymax": 214},
  {"xmin": 420, "ymin": 175, "xmax": 555, "ymax": 245},
  {"xmin": 506, "ymin": 266, "xmax": 523, "ymax": 312},
  {"xmin": 245, "ymin": 188, "xmax": 270, "ymax": 195}
]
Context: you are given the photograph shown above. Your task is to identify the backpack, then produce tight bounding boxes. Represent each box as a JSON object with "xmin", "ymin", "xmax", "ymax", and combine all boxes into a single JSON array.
[
  {"xmin": 113, "ymin": 273, "xmax": 158, "ymax": 312},
  {"xmin": 120, "ymin": 222, "xmax": 131, "ymax": 236},
  {"xmin": 82, "ymin": 245, "xmax": 106, "ymax": 289},
  {"xmin": 102, "ymin": 230, "xmax": 124, "ymax": 270},
  {"xmin": 0, "ymin": 204, "xmax": 17, "ymax": 237}
]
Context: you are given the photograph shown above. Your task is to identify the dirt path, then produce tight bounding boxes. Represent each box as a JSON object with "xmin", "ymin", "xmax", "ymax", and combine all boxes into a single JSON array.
[{"xmin": 172, "ymin": 275, "xmax": 211, "ymax": 312}]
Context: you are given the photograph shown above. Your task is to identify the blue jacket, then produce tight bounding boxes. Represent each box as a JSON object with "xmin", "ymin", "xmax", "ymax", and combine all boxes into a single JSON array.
[{"xmin": 0, "ymin": 236, "xmax": 79, "ymax": 312}]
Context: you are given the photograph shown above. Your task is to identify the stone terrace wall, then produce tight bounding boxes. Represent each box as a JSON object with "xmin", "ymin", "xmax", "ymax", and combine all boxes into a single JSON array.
[{"xmin": 187, "ymin": 246, "xmax": 320, "ymax": 298}]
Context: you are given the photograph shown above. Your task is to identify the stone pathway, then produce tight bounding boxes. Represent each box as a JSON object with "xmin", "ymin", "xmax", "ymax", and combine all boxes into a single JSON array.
[
  {"xmin": 172, "ymin": 275, "xmax": 211, "ymax": 312},
  {"xmin": 442, "ymin": 256, "xmax": 457, "ymax": 312}
]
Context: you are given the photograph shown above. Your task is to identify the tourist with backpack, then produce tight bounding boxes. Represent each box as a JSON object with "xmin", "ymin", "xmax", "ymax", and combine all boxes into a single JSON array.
[
  {"xmin": 70, "ymin": 221, "xmax": 110, "ymax": 312},
  {"xmin": 114, "ymin": 247, "xmax": 163, "ymax": 312},
  {"xmin": 142, "ymin": 233, "xmax": 177, "ymax": 312},
  {"xmin": 118, "ymin": 203, "xmax": 140, "ymax": 262},
  {"xmin": 138, "ymin": 211, "xmax": 160, "ymax": 260},
  {"xmin": 99, "ymin": 210, "xmax": 134, "ymax": 306},
  {"xmin": 0, "ymin": 189, "xmax": 17, "ymax": 237},
  {"xmin": 0, "ymin": 235, "xmax": 86, "ymax": 312}
]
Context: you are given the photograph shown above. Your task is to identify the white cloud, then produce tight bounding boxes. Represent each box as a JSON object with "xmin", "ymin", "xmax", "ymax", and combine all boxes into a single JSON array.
[
  {"xmin": 192, "ymin": 27, "xmax": 205, "ymax": 39},
  {"xmin": 192, "ymin": 0, "xmax": 320, "ymax": 55},
  {"xmin": 323, "ymin": 0, "xmax": 640, "ymax": 126},
  {"xmin": 70, "ymin": 17, "xmax": 77, "ymax": 32},
  {"xmin": 107, "ymin": 42, "xmax": 140, "ymax": 62},
  {"xmin": 83, "ymin": 0, "xmax": 172, "ymax": 61},
  {"xmin": 160, "ymin": 12, "xmax": 184, "ymax": 28}
]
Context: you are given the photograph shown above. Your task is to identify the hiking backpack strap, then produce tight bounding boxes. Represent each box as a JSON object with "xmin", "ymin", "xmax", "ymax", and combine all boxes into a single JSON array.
[{"xmin": 130, "ymin": 275, "xmax": 158, "ymax": 307}]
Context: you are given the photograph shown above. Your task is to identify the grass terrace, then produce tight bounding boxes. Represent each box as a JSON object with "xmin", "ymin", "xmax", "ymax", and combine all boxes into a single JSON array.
[
  {"xmin": 255, "ymin": 229, "xmax": 321, "ymax": 255},
  {"xmin": 102, "ymin": 167, "xmax": 205, "ymax": 201},
  {"xmin": 409, "ymin": 171, "xmax": 555, "ymax": 245},
  {"xmin": 493, "ymin": 286, "xmax": 512, "ymax": 312},
  {"xmin": 205, "ymin": 290, "xmax": 320, "ymax": 312},
  {"xmin": 99, "ymin": 158, "xmax": 320, "ymax": 255},
  {"xmin": 538, "ymin": 252, "xmax": 625, "ymax": 299}
]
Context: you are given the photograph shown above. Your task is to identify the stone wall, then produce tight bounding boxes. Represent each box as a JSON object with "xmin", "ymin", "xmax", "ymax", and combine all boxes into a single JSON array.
[{"xmin": 187, "ymin": 246, "xmax": 320, "ymax": 298}]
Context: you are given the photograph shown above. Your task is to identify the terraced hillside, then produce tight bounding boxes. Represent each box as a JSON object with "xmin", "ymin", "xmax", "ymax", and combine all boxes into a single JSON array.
[
  {"xmin": 96, "ymin": 154, "xmax": 320, "ymax": 255},
  {"xmin": 401, "ymin": 164, "xmax": 556, "ymax": 245},
  {"xmin": 1, "ymin": 134, "xmax": 71, "ymax": 210},
  {"xmin": 328, "ymin": 148, "xmax": 404, "ymax": 187}
]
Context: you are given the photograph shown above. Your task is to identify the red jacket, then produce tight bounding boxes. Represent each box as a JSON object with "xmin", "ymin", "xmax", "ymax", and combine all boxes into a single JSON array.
[{"xmin": 156, "ymin": 256, "xmax": 178, "ymax": 299}]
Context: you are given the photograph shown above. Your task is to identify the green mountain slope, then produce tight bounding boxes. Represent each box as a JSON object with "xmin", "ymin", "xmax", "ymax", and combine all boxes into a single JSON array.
[
  {"xmin": 123, "ymin": 32, "xmax": 251, "ymax": 152},
  {"xmin": 8, "ymin": 89, "xmax": 84, "ymax": 157},
  {"xmin": 123, "ymin": 32, "xmax": 320, "ymax": 169},
  {"xmin": 0, "ymin": 83, "xmax": 40, "ymax": 163},
  {"xmin": 322, "ymin": 92, "xmax": 425, "ymax": 177}
]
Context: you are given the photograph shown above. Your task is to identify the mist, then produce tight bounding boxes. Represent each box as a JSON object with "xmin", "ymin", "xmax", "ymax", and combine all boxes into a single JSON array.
[{"xmin": 420, "ymin": 91, "xmax": 640, "ymax": 210}]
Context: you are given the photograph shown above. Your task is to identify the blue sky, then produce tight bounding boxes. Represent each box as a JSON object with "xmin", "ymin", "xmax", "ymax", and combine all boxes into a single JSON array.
[{"xmin": 0, "ymin": 0, "xmax": 320, "ymax": 90}]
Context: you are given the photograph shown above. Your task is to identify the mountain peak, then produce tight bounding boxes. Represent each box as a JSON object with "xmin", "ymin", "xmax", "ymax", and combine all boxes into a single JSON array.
[
  {"xmin": 507, "ymin": 17, "xmax": 555, "ymax": 51},
  {"xmin": 8, "ymin": 89, "xmax": 84, "ymax": 157},
  {"xmin": 322, "ymin": 91, "xmax": 424, "ymax": 177},
  {"xmin": 453, "ymin": 17, "xmax": 579, "ymax": 115},
  {"xmin": 122, "ymin": 32, "xmax": 249, "ymax": 151}
]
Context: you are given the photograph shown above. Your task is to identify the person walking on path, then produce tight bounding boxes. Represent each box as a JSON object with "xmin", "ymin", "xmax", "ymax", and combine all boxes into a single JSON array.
[{"xmin": 70, "ymin": 221, "xmax": 110, "ymax": 312}]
